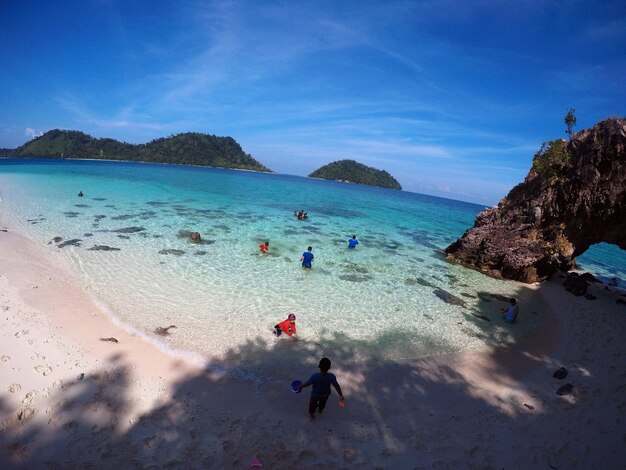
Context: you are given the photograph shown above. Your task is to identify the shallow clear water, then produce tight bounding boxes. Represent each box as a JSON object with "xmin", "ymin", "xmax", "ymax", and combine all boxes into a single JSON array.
[{"xmin": 1, "ymin": 159, "xmax": 621, "ymax": 365}]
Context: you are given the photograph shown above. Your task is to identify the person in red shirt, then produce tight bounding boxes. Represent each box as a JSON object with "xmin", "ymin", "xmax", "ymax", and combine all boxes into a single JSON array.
[
  {"xmin": 259, "ymin": 241, "xmax": 269, "ymax": 254},
  {"xmin": 274, "ymin": 313, "xmax": 297, "ymax": 337}
]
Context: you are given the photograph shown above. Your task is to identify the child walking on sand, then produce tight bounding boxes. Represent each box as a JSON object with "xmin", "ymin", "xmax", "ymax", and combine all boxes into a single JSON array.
[{"xmin": 298, "ymin": 357, "xmax": 344, "ymax": 420}]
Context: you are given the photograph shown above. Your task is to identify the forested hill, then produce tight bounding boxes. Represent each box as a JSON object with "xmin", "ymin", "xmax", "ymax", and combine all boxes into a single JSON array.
[
  {"xmin": 309, "ymin": 159, "xmax": 402, "ymax": 190},
  {"xmin": 2, "ymin": 130, "xmax": 271, "ymax": 172}
]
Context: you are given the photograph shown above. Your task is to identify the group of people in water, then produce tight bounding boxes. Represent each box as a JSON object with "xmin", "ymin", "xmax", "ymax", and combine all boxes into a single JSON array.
[
  {"xmin": 294, "ymin": 209, "xmax": 308, "ymax": 220},
  {"xmin": 258, "ymin": 210, "xmax": 360, "ymax": 271}
]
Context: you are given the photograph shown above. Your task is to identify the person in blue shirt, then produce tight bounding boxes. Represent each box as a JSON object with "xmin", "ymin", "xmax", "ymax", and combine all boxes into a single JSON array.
[
  {"xmin": 348, "ymin": 235, "xmax": 359, "ymax": 249},
  {"xmin": 300, "ymin": 246, "xmax": 314, "ymax": 269},
  {"xmin": 297, "ymin": 357, "xmax": 344, "ymax": 420}
]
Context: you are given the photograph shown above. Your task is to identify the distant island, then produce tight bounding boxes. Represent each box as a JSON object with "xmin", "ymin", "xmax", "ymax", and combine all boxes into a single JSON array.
[
  {"xmin": 309, "ymin": 159, "xmax": 402, "ymax": 190},
  {"xmin": 0, "ymin": 129, "xmax": 271, "ymax": 172}
]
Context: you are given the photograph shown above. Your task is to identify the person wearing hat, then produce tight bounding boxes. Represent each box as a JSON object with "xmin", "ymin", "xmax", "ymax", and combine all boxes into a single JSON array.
[{"xmin": 274, "ymin": 313, "xmax": 297, "ymax": 337}]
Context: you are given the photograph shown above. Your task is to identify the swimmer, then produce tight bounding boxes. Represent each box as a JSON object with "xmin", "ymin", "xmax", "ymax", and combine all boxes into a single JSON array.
[
  {"xmin": 78, "ymin": 191, "xmax": 84, "ymax": 197},
  {"xmin": 259, "ymin": 241, "xmax": 270, "ymax": 254}
]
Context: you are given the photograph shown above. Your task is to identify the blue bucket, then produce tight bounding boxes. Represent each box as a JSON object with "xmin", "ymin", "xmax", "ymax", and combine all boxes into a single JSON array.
[{"xmin": 291, "ymin": 380, "xmax": 302, "ymax": 393}]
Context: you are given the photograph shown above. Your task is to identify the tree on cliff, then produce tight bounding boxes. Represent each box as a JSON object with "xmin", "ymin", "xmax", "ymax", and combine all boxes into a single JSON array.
[{"xmin": 565, "ymin": 108, "xmax": 577, "ymax": 139}]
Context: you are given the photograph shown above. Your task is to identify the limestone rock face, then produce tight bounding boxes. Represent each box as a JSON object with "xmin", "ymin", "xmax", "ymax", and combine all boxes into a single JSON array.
[{"xmin": 445, "ymin": 118, "xmax": 626, "ymax": 283}]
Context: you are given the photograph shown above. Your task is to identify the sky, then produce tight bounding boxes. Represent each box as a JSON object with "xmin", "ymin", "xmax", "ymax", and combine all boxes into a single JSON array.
[{"xmin": 1, "ymin": 0, "xmax": 624, "ymax": 205}]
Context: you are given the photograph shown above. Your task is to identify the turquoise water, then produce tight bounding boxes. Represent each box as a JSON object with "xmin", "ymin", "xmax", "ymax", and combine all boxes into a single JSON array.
[{"xmin": 0, "ymin": 159, "xmax": 623, "ymax": 364}]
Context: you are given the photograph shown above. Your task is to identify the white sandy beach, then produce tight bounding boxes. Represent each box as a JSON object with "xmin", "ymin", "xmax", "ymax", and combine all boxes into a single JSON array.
[{"xmin": 1, "ymin": 216, "xmax": 625, "ymax": 469}]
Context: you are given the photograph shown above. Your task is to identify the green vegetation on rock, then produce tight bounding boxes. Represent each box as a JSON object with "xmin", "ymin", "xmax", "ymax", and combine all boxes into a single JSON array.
[
  {"xmin": 530, "ymin": 139, "xmax": 570, "ymax": 184},
  {"xmin": 5, "ymin": 129, "xmax": 271, "ymax": 172},
  {"xmin": 309, "ymin": 159, "xmax": 402, "ymax": 190}
]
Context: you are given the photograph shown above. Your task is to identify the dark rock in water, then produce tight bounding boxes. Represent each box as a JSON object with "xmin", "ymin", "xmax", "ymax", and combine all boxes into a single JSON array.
[
  {"xmin": 88, "ymin": 245, "xmax": 121, "ymax": 251},
  {"xmin": 445, "ymin": 118, "xmax": 626, "ymax": 283},
  {"xmin": 75, "ymin": 204, "xmax": 90, "ymax": 208},
  {"xmin": 408, "ymin": 277, "xmax": 436, "ymax": 288},
  {"xmin": 339, "ymin": 274, "xmax": 372, "ymax": 283},
  {"xmin": 489, "ymin": 293, "xmax": 510, "ymax": 302},
  {"xmin": 553, "ymin": 367, "xmax": 568, "ymax": 379},
  {"xmin": 556, "ymin": 383, "xmax": 574, "ymax": 396},
  {"xmin": 461, "ymin": 293, "xmax": 477, "ymax": 299},
  {"xmin": 194, "ymin": 251, "xmax": 207, "ymax": 256},
  {"xmin": 159, "ymin": 249, "xmax": 185, "ymax": 256},
  {"xmin": 584, "ymin": 293, "xmax": 597, "ymax": 300},
  {"xmin": 154, "ymin": 325, "xmax": 177, "ymax": 336},
  {"xmin": 563, "ymin": 272, "xmax": 588, "ymax": 296},
  {"xmin": 49, "ymin": 236, "xmax": 63, "ymax": 244},
  {"xmin": 117, "ymin": 235, "xmax": 130, "ymax": 239},
  {"xmin": 58, "ymin": 239, "xmax": 82, "ymax": 248},
  {"xmin": 93, "ymin": 197, "xmax": 107, "ymax": 201},
  {"xmin": 94, "ymin": 215, "xmax": 107, "ymax": 221},
  {"xmin": 112, "ymin": 226, "xmax": 146, "ymax": 233},
  {"xmin": 63, "ymin": 211, "xmax": 80, "ymax": 218},
  {"xmin": 100, "ymin": 337, "xmax": 119, "ymax": 343},
  {"xmin": 111, "ymin": 214, "xmax": 134, "ymax": 221},
  {"xmin": 433, "ymin": 288, "xmax": 466, "ymax": 307}
]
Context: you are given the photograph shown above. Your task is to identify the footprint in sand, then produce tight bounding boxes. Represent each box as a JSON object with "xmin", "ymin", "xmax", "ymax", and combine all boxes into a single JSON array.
[
  {"xmin": 1, "ymin": 355, "xmax": 10, "ymax": 362},
  {"xmin": 7, "ymin": 383, "xmax": 21, "ymax": 393},
  {"xmin": 22, "ymin": 390, "xmax": 38, "ymax": 405},
  {"xmin": 14, "ymin": 330, "xmax": 29, "ymax": 337},
  {"xmin": 34, "ymin": 365, "xmax": 52, "ymax": 376}
]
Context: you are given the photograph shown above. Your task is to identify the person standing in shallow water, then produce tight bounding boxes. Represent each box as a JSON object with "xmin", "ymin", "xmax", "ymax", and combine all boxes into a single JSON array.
[
  {"xmin": 259, "ymin": 241, "xmax": 269, "ymax": 254},
  {"xmin": 348, "ymin": 235, "xmax": 359, "ymax": 249},
  {"xmin": 300, "ymin": 246, "xmax": 314, "ymax": 269}
]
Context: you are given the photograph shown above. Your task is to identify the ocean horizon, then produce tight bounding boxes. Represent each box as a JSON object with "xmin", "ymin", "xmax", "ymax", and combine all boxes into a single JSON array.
[{"xmin": 1, "ymin": 158, "xmax": 624, "ymax": 375}]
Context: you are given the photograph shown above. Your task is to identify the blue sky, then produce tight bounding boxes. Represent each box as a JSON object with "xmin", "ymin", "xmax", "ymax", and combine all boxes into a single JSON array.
[{"xmin": 1, "ymin": 0, "xmax": 624, "ymax": 204}]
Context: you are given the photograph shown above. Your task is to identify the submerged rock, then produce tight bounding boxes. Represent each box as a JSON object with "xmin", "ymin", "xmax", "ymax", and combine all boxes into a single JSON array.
[
  {"xmin": 405, "ymin": 277, "xmax": 436, "ymax": 288},
  {"xmin": 58, "ymin": 239, "xmax": 82, "ymax": 248},
  {"xmin": 433, "ymin": 288, "xmax": 466, "ymax": 307},
  {"xmin": 154, "ymin": 325, "xmax": 177, "ymax": 336},
  {"xmin": 112, "ymin": 226, "xmax": 146, "ymax": 233},
  {"xmin": 446, "ymin": 118, "xmax": 626, "ymax": 283},
  {"xmin": 159, "ymin": 249, "xmax": 185, "ymax": 256},
  {"xmin": 87, "ymin": 245, "xmax": 121, "ymax": 251}
]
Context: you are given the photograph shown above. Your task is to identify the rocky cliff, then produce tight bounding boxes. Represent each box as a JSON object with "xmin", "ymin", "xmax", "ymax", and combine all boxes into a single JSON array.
[{"xmin": 445, "ymin": 117, "xmax": 626, "ymax": 283}]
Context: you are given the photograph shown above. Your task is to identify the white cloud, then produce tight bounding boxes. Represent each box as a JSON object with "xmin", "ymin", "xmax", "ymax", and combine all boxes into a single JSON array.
[{"xmin": 24, "ymin": 128, "xmax": 43, "ymax": 139}]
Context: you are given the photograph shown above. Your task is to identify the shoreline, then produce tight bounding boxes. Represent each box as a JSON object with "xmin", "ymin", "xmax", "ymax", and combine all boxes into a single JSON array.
[{"xmin": 1, "ymin": 219, "xmax": 625, "ymax": 467}]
